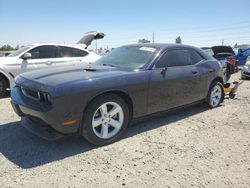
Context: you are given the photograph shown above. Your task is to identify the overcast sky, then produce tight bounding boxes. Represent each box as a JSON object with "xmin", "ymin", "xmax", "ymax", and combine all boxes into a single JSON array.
[{"xmin": 0, "ymin": 0, "xmax": 249, "ymax": 49}]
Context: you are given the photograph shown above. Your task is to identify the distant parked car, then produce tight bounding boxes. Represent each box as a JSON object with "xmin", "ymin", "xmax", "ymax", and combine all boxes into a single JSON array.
[
  {"xmin": 201, "ymin": 46, "xmax": 237, "ymax": 82},
  {"xmin": 0, "ymin": 31, "xmax": 105, "ymax": 97},
  {"xmin": 241, "ymin": 56, "xmax": 250, "ymax": 79},
  {"xmin": 0, "ymin": 51, "xmax": 16, "ymax": 57},
  {"xmin": 235, "ymin": 48, "xmax": 250, "ymax": 66},
  {"xmin": 11, "ymin": 43, "xmax": 225, "ymax": 146}
]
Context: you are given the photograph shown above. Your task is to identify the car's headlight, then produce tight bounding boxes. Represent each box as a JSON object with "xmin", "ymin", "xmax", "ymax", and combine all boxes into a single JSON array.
[
  {"xmin": 45, "ymin": 93, "xmax": 52, "ymax": 104},
  {"xmin": 21, "ymin": 87, "xmax": 52, "ymax": 105}
]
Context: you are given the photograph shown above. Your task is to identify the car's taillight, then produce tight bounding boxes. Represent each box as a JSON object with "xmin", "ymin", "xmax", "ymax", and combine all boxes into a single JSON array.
[{"xmin": 227, "ymin": 58, "xmax": 237, "ymax": 66}]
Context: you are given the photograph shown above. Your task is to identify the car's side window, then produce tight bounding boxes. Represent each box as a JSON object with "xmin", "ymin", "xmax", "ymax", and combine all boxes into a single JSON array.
[
  {"xmin": 189, "ymin": 49, "xmax": 204, "ymax": 65},
  {"xmin": 155, "ymin": 49, "xmax": 191, "ymax": 68},
  {"xmin": 28, "ymin": 45, "xmax": 56, "ymax": 59},
  {"xmin": 79, "ymin": 50, "xmax": 89, "ymax": 57},
  {"xmin": 58, "ymin": 46, "xmax": 89, "ymax": 57},
  {"xmin": 58, "ymin": 46, "xmax": 73, "ymax": 57}
]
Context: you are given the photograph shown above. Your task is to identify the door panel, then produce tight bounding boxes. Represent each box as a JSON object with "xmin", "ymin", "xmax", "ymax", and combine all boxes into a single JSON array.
[
  {"xmin": 20, "ymin": 58, "xmax": 53, "ymax": 74},
  {"xmin": 148, "ymin": 65, "xmax": 202, "ymax": 114},
  {"xmin": 56, "ymin": 46, "xmax": 89, "ymax": 66}
]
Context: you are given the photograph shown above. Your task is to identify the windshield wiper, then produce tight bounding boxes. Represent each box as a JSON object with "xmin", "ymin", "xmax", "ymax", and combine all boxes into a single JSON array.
[{"xmin": 102, "ymin": 63, "xmax": 116, "ymax": 67}]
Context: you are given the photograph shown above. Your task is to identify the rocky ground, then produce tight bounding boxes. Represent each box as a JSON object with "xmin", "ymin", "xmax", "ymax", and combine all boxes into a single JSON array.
[{"xmin": 0, "ymin": 73, "xmax": 249, "ymax": 188}]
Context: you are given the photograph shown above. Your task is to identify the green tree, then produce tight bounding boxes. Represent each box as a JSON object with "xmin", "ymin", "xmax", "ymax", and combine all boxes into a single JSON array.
[
  {"xmin": 0, "ymin": 45, "xmax": 15, "ymax": 51},
  {"xmin": 175, "ymin": 36, "xmax": 182, "ymax": 44},
  {"xmin": 15, "ymin": 45, "xmax": 20, "ymax": 50}
]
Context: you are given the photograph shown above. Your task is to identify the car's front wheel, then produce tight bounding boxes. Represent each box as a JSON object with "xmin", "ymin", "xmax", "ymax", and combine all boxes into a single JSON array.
[
  {"xmin": 0, "ymin": 77, "xmax": 7, "ymax": 98},
  {"xmin": 207, "ymin": 81, "xmax": 224, "ymax": 108},
  {"xmin": 81, "ymin": 94, "xmax": 129, "ymax": 146}
]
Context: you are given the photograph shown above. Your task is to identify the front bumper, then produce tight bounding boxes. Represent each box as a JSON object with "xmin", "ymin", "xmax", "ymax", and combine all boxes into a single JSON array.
[
  {"xmin": 241, "ymin": 65, "xmax": 250, "ymax": 77},
  {"xmin": 10, "ymin": 86, "xmax": 83, "ymax": 136},
  {"xmin": 21, "ymin": 116, "xmax": 64, "ymax": 140}
]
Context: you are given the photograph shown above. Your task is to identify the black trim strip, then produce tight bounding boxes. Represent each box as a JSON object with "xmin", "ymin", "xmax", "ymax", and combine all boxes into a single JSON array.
[{"xmin": 9, "ymin": 72, "xmax": 15, "ymax": 78}]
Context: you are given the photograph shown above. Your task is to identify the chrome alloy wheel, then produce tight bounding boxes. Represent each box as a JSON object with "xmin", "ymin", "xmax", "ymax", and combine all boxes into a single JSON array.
[
  {"xmin": 92, "ymin": 102, "xmax": 124, "ymax": 139},
  {"xmin": 209, "ymin": 85, "xmax": 222, "ymax": 107}
]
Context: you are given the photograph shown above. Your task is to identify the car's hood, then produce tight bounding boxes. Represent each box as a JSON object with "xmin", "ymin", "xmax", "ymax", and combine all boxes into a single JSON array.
[
  {"xmin": 16, "ymin": 64, "xmax": 129, "ymax": 89},
  {"xmin": 211, "ymin": 46, "xmax": 235, "ymax": 55},
  {"xmin": 77, "ymin": 31, "xmax": 105, "ymax": 49},
  {"xmin": 0, "ymin": 57, "xmax": 18, "ymax": 64}
]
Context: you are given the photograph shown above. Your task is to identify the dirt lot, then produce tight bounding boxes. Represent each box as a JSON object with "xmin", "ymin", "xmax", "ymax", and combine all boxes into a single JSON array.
[{"xmin": 0, "ymin": 73, "xmax": 249, "ymax": 188}]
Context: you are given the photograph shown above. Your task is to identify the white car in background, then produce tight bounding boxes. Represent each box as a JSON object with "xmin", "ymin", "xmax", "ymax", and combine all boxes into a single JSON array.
[
  {"xmin": 0, "ymin": 31, "xmax": 105, "ymax": 97},
  {"xmin": 241, "ymin": 56, "xmax": 250, "ymax": 79}
]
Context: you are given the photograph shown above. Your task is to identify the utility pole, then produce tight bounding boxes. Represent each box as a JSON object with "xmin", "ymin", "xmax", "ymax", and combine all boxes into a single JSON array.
[
  {"xmin": 222, "ymin": 39, "xmax": 224, "ymax": 46},
  {"xmin": 152, "ymin": 32, "xmax": 155, "ymax": 43}
]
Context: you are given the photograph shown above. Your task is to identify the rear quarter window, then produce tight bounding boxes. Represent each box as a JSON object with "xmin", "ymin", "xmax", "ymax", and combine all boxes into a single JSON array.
[
  {"xmin": 59, "ymin": 46, "xmax": 89, "ymax": 57},
  {"xmin": 189, "ymin": 49, "xmax": 204, "ymax": 64}
]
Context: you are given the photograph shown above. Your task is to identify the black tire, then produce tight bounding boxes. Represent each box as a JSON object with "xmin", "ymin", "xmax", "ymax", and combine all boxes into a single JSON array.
[
  {"xmin": 206, "ymin": 81, "xmax": 224, "ymax": 108},
  {"xmin": 225, "ymin": 64, "xmax": 232, "ymax": 81},
  {"xmin": 0, "ymin": 77, "xmax": 7, "ymax": 98},
  {"xmin": 81, "ymin": 93, "xmax": 129, "ymax": 146}
]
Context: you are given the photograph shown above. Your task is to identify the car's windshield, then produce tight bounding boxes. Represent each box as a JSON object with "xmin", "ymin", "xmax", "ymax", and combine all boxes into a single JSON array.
[
  {"xmin": 8, "ymin": 46, "xmax": 31, "ymax": 57},
  {"xmin": 94, "ymin": 46, "xmax": 157, "ymax": 69}
]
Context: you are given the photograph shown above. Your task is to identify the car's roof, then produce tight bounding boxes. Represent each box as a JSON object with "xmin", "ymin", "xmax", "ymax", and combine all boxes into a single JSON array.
[
  {"xmin": 29, "ymin": 43, "xmax": 86, "ymax": 50},
  {"xmin": 121, "ymin": 43, "xmax": 200, "ymax": 50}
]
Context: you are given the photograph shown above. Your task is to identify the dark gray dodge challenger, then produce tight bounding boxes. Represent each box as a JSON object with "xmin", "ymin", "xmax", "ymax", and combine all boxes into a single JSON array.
[{"xmin": 11, "ymin": 44, "xmax": 225, "ymax": 145}]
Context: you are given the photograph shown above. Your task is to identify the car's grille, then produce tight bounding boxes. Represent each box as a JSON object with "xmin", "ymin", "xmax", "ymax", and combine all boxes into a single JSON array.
[{"xmin": 21, "ymin": 87, "xmax": 51, "ymax": 105}]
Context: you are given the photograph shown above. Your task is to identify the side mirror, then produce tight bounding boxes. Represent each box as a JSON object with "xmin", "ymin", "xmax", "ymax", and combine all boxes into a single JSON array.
[
  {"xmin": 22, "ymin": 52, "xmax": 32, "ymax": 60},
  {"xmin": 161, "ymin": 67, "xmax": 168, "ymax": 76}
]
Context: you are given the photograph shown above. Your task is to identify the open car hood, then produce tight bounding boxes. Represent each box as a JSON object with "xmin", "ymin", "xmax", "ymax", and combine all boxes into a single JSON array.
[
  {"xmin": 77, "ymin": 31, "xmax": 105, "ymax": 49},
  {"xmin": 211, "ymin": 46, "xmax": 235, "ymax": 55}
]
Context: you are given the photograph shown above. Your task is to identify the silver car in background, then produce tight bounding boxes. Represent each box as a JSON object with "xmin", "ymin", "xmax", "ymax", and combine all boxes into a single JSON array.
[
  {"xmin": 0, "ymin": 31, "xmax": 105, "ymax": 97},
  {"xmin": 241, "ymin": 56, "xmax": 250, "ymax": 79}
]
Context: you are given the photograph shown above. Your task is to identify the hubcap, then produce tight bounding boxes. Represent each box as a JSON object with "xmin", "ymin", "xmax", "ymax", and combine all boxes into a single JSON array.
[
  {"xmin": 92, "ymin": 102, "xmax": 124, "ymax": 139},
  {"xmin": 210, "ymin": 85, "xmax": 222, "ymax": 107}
]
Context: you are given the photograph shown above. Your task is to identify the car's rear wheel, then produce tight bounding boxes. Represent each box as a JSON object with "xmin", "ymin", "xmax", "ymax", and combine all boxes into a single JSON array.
[
  {"xmin": 0, "ymin": 77, "xmax": 7, "ymax": 98},
  {"xmin": 81, "ymin": 94, "xmax": 129, "ymax": 146},
  {"xmin": 207, "ymin": 81, "xmax": 224, "ymax": 108}
]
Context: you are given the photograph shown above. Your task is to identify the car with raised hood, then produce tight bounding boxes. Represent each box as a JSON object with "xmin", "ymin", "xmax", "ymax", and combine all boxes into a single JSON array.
[
  {"xmin": 0, "ymin": 31, "xmax": 105, "ymax": 98},
  {"xmin": 201, "ymin": 46, "xmax": 237, "ymax": 82},
  {"xmin": 11, "ymin": 44, "xmax": 225, "ymax": 146},
  {"xmin": 235, "ymin": 47, "xmax": 250, "ymax": 66}
]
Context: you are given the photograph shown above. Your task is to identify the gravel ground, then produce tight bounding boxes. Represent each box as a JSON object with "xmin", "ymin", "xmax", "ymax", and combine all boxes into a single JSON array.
[{"xmin": 0, "ymin": 73, "xmax": 249, "ymax": 188}]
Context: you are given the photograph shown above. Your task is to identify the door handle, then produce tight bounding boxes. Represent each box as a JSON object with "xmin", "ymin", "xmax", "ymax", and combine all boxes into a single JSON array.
[
  {"xmin": 191, "ymin": 70, "xmax": 198, "ymax": 74},
  {"xmin": 74, "ymin": 59, "xmax": 82, "ymax": 62},
  {"xmin": 46, "ymin": 61, "xmax": 52, "ymax": 65},
  {"xmin": 161, "ymin": 67, "xmax": 168, "ymax": 75}
]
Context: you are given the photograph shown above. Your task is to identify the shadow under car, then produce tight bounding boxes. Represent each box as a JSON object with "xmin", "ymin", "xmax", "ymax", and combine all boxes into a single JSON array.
[{"xmin": 0, "ymin": 104, "xmax": 207, "ymax": 169}]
